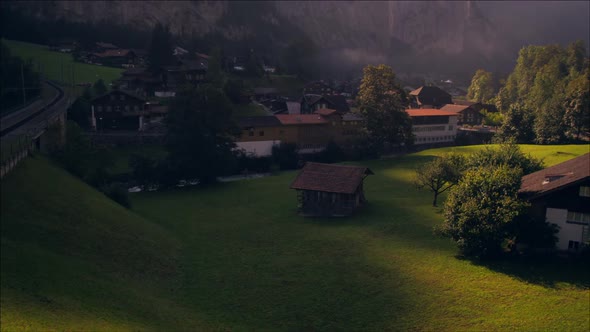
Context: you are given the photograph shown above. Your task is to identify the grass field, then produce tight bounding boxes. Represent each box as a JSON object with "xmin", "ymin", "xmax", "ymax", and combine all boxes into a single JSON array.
[
  {"xmin": 1, "ymin": 144, "xmax": 589, "ymax": 330},
  {"xmin": 3, "ymin": 39, "xmax": 123, "ymax": 88}
]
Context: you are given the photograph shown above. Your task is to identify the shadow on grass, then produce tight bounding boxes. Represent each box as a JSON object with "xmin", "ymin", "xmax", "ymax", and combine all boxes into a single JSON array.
[{"xmin": 459, "ymin": 254, "xmax": 590, "ymax": 289}]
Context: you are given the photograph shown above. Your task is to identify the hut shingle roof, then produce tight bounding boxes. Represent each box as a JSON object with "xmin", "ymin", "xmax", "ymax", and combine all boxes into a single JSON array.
[{"xmin": 290, "ymin": 162, "xmax": 373, "ymax": 194}]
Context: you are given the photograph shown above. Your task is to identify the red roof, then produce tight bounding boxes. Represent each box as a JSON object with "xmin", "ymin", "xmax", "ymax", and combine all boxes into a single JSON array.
[
  {"xmin": 519, "ymin": 153, "xmax": 590, "ymax": 199},
  {"xmin": 275, "ymin": 114, "xmax": 328, "ymax": 125},
  {"xmin": 290, "ymin": 162, "xmax": 373, "ymax": 194},
  {"xmin": 315, "ymin": 108, "xmax": 338, "ymax": 116},
  {"xmin": 405, "ymin": 109, "xmax": 458, "ymax": 117}
]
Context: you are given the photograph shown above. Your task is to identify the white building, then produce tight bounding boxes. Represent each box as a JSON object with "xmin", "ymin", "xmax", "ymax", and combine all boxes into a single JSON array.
[
  {"xmin": 519, "ymin": 153, "xmax": 590, "ymax": 251},
  {"xmin": 406, "ymin": 109, "xmax": 458, "ymax": 145}
]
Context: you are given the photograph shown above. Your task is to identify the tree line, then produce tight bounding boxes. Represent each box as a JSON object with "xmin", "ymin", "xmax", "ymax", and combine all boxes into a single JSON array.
[{"xmin": 467, "ymin": 41, "xmax": 589, "ymax": 142}]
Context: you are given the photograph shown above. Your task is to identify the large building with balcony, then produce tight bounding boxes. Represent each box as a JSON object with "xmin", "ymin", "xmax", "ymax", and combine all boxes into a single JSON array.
[{"xmin": 406, "ymin": 109, "xmax": 458, "ymax": 145}]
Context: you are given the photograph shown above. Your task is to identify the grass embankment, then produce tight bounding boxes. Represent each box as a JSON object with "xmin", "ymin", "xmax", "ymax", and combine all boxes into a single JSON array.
[
  {"xmin": 0, "ymin": 156, "xmax": 189, "ymax": 330},
  {"xmin": 3, "ymin": 39, "xmax": 122, "ymax": 88},
  {"xmin": 1, "ymin": 144, "xmax": 588, "ymax": 330}
]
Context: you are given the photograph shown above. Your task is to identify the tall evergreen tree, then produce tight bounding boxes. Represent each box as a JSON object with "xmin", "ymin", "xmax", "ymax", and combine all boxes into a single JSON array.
[{"xmin": 148, "ymin": 23, "xmax": 175, "ymax": 71}]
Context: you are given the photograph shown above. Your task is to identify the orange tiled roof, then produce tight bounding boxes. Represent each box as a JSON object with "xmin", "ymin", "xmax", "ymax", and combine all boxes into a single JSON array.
[{"xmin": 405, "ymin": 109, "xmax": 459, "ymax": 117}]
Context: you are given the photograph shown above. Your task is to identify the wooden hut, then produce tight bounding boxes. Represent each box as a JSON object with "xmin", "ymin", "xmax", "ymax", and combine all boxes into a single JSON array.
[{"xmin": 290, "ymin": 162, "xmax": 373, "ymax": 217}]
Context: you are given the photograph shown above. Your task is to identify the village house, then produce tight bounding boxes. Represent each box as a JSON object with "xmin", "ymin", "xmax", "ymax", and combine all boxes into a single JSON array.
[
  {"xmin": 290, "ymin": 162, "xmax": 373, "ymax": 217},
  {"xmin": 303, "ymin": 81, "xmax": 333, "ymax": 95},
  {"xmin": 235, "ymin": 110, "xmax": 364, "ymax": 156},
  {"xmin": 115, "ymin": 67, "xmax": 164, "ymax": 97},
  {"xmin": 406, "ymin": 109, "xmax": 458, "ymax": 146},
  {"xmin": 163, "ymin": 59, "xmax": 207, "ymax": 92},
  {"xmin": 235, "ymin": 116, "xmax": 286, "ymax": 157},
  {"xmin": 409, "ymin": 86, "xmax": 453, "ymax": 109},
  {"xmin": 519, "ymin": 153, "xmax": 590, "ymax": 252},
  {"xmin": 300, "ymin": 94, "xmax": 350, "ymax": 114},
  {"xmin": 439, "ymin": 103, "xmax": 483, "ymax": 126},
  {"xmin": 90, "ymin": 90, "xmax": 167, "ymax": 131},
  {"xmin": 90, "ymin": 49, "xmax": 137, "ymax": 68}
]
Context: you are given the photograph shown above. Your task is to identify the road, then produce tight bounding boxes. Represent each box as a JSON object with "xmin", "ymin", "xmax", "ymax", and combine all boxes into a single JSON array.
[{"xmin": 0, "ymin": 81, "xmax": 69, "ymax": 140}]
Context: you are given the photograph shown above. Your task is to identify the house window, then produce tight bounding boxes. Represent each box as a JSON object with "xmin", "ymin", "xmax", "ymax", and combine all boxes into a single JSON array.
[
  {"xmin": 259, "ymin": 131, "xmax": 264, "ymax": 136},
  {"xmin": 279, "ymin": 130, "xmax": 285, "ymax": 136},
  {"xmin": 568, "ymin": 241, "xmax": 580, "ymax": 250},
  {"xmin": 248, "ymin": 129, "xmax": 254, "ymax": 136},
  {"xmin": 580, "ymin": 186, "xmax": 590, "ymax": 197},
  {"xmin": 115, "ymin": 106, "xmax": 120, "ymax": 112},
  {"xmin": 566, "ymin": 211, "xmax": 590, "ymax": 224},
  {"xmin": 448, "ymin": 125, "xmax": 453, "ymax": 131},
  {"xmin": 97, "ymin": 106, "xmax": 103, "ymax": 112},
  {"xmin": 107, "ymin": 106, "xmax": 112, "ymax": 112},
  {"xmin": 125, "ymin": 106, "xmax": 130, "ymax": 111}
]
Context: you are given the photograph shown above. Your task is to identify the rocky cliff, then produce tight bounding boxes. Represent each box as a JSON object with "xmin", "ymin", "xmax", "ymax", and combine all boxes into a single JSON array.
[{"xmin": 6, "ymin": 1, "xmax": 501, "ymax": 56}]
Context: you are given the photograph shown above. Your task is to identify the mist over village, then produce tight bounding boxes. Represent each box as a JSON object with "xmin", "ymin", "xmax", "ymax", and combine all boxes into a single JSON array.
[{"xmin": 0, "ymin": 1, "xmax": 588, "ymax": 330}]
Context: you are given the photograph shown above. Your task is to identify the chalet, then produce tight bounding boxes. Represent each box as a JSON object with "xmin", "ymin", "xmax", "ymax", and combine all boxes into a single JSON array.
[
  {"xmin": 409, "ymin": 86, "xmax": 453, "ymax": 109},
  {"xmin": 290, "ymin": 162, "xmax": 373, "ymax": 217},
  {"xmin": 519, "ymin": 153, "xmax": 590, "ymax": 251},
  {"xmin": 91, "ymin": 49, "xmax": 137, "ymax": 67},
  {"xmin": 303, "ymin": 81, "xmax": 333, "ymax": 95},
  {"xmin": 440, "ymin": 103, "xmax": 483, "ymax": 126},
  {"xmin": 95, "ymin": 42, "xmax": 118, "ymax": 52},
  {"xmin": 163, "ymin": 60, "xmax": 207, "ymax": 92},
  {"xmin": 116, "ymin": 67, "xmax": 164, "ymax": 97},
  {"xmin": 406, "ymin": 109, "xmax": 458, "ymax": 146},
  {"xmin": 453, "ymin": 100, "xmax": 499, "ymax": 113},
  {"xmin": 90, "ymin": 90, "xmax": 160, "ymax": 131},
  {"xmin": 300, "ymin": 94, "xmax": 350, "ymax": 114}
]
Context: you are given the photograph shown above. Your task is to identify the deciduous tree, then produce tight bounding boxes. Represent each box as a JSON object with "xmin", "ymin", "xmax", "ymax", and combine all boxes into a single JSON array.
[
  {"xmin": 467, "ymin": 69, "xmax": 495, "ymax": 103},
  {"xmin": 357, "ymin": 65, "xmax": 413, "ymax": 153},
  {"xmin": 440, "ymin": 165, "xmax": 527, "ymax": 258},
  {"xmin": 414, "ymin": 153, "xmax": 466, "ymax": 207},
  {"xmin": 563, "ymin": 72, "xmax": 590, "ymax": 139}
]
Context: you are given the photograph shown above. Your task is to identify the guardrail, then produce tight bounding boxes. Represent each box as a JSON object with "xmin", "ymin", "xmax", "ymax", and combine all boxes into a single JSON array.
[{"xmin": 0, "ymin": 80, "xmax": 68, "ymax": 179}]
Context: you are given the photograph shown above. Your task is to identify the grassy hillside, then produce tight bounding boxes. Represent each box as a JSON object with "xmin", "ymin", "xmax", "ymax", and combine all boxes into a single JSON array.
[
  {"xmin": 3, "ymin": 39, "xmax": 123, "ymax": 87},
  {"xmin": 0, "ymin": 156, "xmax": 195, "ymax": 330},
  {"xmin": 1, "ymin": 144, "xmax": 588, "ymax": 330}
]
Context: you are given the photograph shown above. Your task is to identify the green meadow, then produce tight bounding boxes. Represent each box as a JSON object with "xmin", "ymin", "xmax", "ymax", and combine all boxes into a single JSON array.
[
  {"xmin": 3, "ymin": 39, "xmax": 123, "ymax": 88},
  {"xmin": 1, "ymin": 144, "xmax": 588, "ymax": 330}
]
